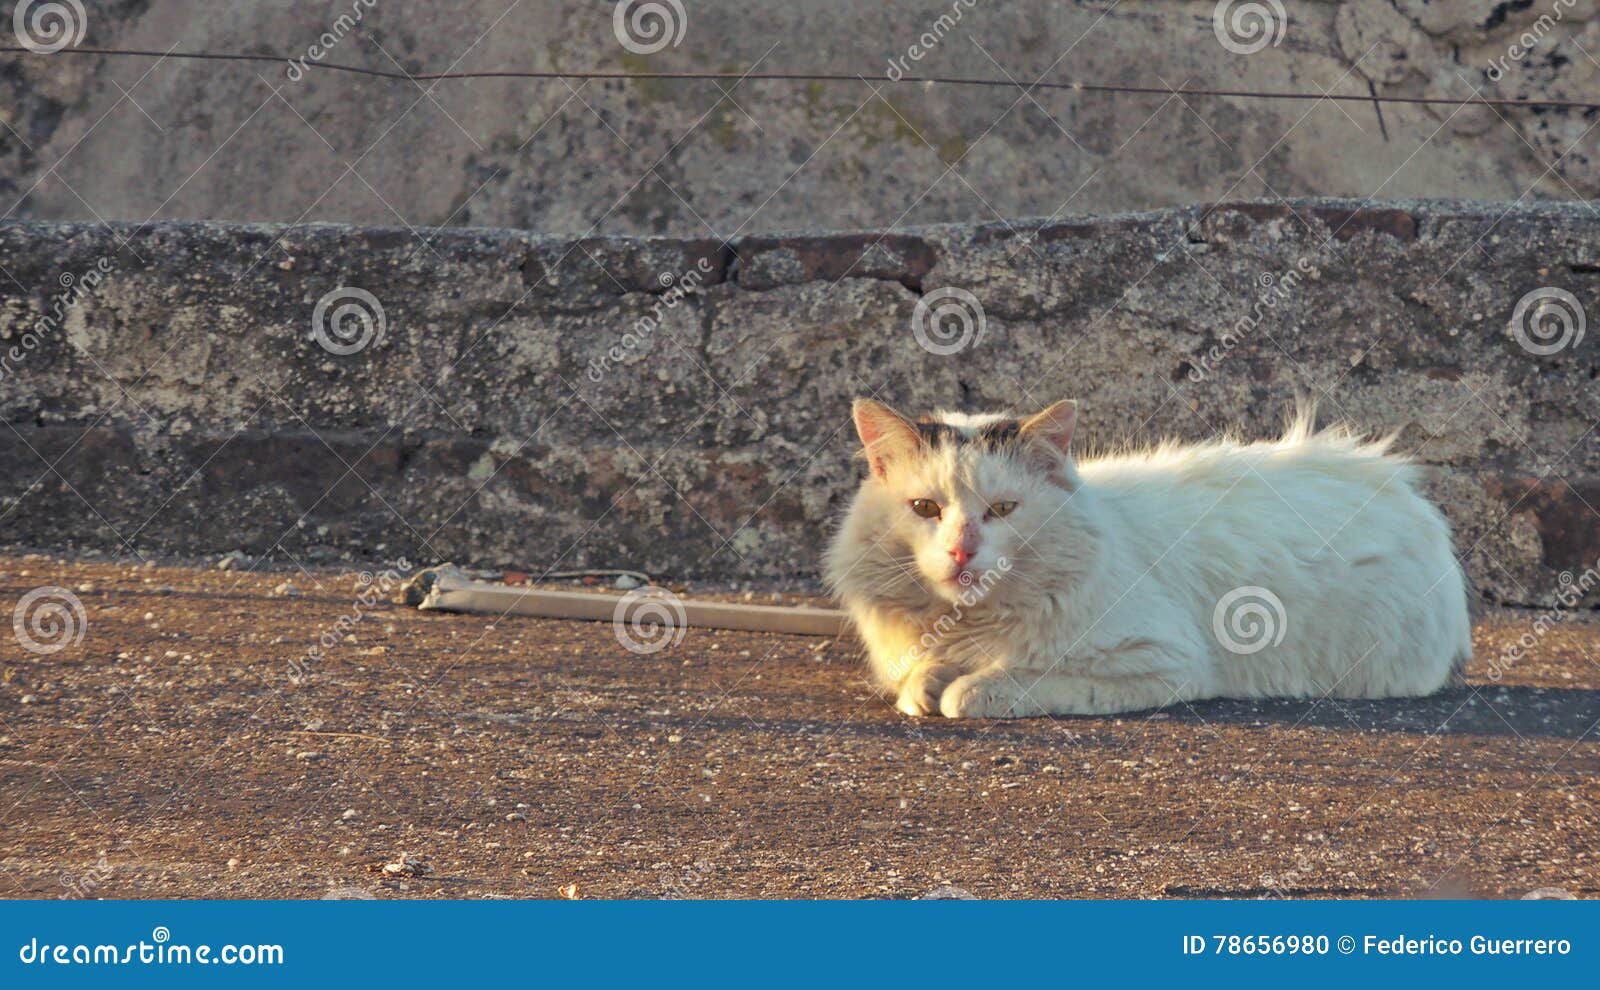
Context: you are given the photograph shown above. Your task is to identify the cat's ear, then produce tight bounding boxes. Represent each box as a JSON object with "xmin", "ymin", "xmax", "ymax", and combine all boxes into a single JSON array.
[
  {"xmin": 852, "ymin": 399, "xmax": 922, "ymax": 480},
  {"xmin": 1020, "ymin": 399, "xmax": 1077, "ymax": 457}
]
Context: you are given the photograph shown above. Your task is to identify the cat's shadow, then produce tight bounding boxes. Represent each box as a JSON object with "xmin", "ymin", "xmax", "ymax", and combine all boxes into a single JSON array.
[
  {"xmin": 1157, "ymin": 684, "xmax": 1599, "ymax": 740},
  {"xmin": 541, "ymin": 684, "xmax": 1595, "ymax": 744}
]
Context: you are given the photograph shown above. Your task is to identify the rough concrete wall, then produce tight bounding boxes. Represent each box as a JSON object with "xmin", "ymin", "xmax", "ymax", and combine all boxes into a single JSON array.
[
  {"xmin": 5, "ymin": 2, "xmax": 1600, "ymax": 233},
  {"xmin": 1, "ymin": 199, "xmax": 1597, "ymax": 606}
]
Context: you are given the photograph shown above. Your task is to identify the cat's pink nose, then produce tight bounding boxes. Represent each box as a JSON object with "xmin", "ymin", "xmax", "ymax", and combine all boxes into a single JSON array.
[{"xmin": 948, "ymin": 546, "xmax": 973, "ymax": 567}]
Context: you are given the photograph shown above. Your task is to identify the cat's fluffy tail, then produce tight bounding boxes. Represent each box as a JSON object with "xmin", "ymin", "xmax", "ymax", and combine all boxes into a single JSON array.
[{"xmin": 1272, "ymin": 397, "xmax": 1418, "ymax": 489}]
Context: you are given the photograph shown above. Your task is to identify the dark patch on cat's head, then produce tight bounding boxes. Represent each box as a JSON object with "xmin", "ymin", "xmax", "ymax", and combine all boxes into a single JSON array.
[
  {"xmin": 914, "ymin": 419, "xmax": 961, "ymax": 448},
  {"xmin": 915, "ymin": 416, "xmax": 1024, "ymax": 454},
  {"xmin": 973, "ymin": 419, "xmax": 1022, "ymax": 451}
]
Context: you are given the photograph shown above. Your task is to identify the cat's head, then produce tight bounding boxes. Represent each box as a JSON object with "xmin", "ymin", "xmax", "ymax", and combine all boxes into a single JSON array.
[{"xmin": 842, "ymin": 397, "xmax": 1086, "ymax": 607}]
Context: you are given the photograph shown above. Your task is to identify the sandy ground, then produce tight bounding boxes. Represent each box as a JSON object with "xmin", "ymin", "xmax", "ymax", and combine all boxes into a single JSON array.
[{"xmin": 1, "ymin": 553, "xmax": 1597, "ymax": 900}]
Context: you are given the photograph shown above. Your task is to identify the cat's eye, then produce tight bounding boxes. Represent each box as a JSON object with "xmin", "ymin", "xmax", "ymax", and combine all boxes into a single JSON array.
[
  {"xmin": 909, "ymin": 498, "xmax": 942, "ymax": 519},
  {"xmin": 986, "ymin": 501, "xmax": 1018, "ymax": 520}
]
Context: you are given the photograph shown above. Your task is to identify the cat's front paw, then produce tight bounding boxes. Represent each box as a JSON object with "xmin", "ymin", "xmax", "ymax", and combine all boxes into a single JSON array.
[
  {"xmin": 895, "ymin": 662, "xmax": 963, "ymax": 717},
  {"xmin": 939, "ymin": 669, "xmax": 1027, "ymax": 719}
]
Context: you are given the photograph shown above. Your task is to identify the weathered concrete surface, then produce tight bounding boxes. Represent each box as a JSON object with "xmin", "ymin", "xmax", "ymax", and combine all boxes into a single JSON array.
[
  {"xmin": 2, "ymin": 556, "xmax": 1598, "ymax": 899},
  {"xmin": 1, "ymin": 199, "xmax": 1598, "ymax": 605},
  {"xmin": 5, "ymin": 1, "xmax": 1600, "ymax": 233}
]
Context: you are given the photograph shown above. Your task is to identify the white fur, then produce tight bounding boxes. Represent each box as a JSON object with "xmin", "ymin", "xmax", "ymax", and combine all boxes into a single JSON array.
[{"xmin": 824, "ymin": 402, "xmax": 1472, "ymax": 719}]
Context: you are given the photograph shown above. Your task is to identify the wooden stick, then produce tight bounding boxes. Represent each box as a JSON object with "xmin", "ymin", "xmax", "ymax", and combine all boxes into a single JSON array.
[{"xmin": 405, "ymin": 566, "xmax": 846, "ymax": 638}]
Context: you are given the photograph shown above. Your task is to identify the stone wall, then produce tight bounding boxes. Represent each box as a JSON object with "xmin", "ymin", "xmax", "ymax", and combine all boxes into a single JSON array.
[
  {"xmin": 1, "ymin": 199, "xmax": 1598, "ymax": 605},
  {"xmin": 5, "ymin": 2, "xmax": 1600, "ymax": 234}
]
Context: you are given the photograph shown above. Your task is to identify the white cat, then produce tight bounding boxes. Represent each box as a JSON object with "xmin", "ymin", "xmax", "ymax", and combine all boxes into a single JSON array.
[{"xmin": 824, "ymin": 398, "xmax": 1472, "ymax": 719}]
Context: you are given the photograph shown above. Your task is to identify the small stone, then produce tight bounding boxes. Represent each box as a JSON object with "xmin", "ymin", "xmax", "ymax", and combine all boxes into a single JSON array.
[
  {"xmin": 217, "ymin": 551, "xmax": 248, "ymax": 571},
  {"xmin": 19, "ymin": 694, "xmax": 38, "ymax": 705},
  {"xmin": 613, "ymin": 574, "xmax": 641, "ymax": 590},
  {"xmin": 295, "ymin": 751, "xmax": 322, "ymax": 761},
  {"xmin": 227, "ymin": 857, "xmax": 240, "ymax": 871},
  {"xmin": 378, "ymin": 853, "xmax": 431, "ymax": 877},
  {"xmin": 505, "ymin": 812, "xmax": 526, "ymax": 822},
  {"xmin": 341, "ymin": 808, "xmax": 358, "ymax": 820},
  {"xmin": 273, "ymin": 582, "xmax": 300, "ymax": 598}
]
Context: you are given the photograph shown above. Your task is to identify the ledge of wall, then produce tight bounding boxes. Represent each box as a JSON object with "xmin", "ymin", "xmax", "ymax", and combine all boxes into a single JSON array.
[{"xmin": 2, "ymin": 199, "xmax": 1597, "ymax": 606}]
